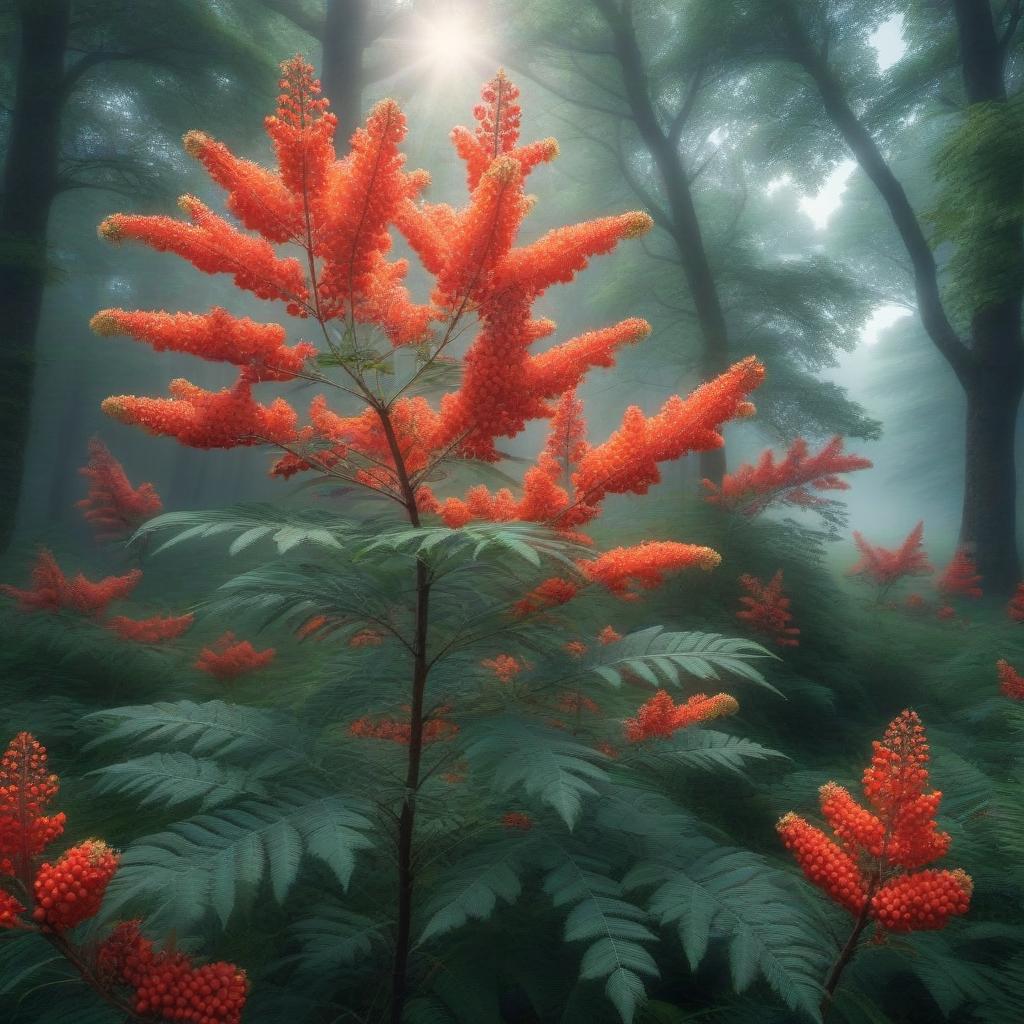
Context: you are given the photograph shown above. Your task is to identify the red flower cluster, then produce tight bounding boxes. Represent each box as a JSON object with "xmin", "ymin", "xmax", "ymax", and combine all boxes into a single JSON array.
[
  {"xmin": 624, "ymin": 690, "xmax": 739, "ymax": 742},
  {"xmin": 349, "ymin": 628, "xmax": 385, "ymax": 647},
  {"xmin": 77, "ymin": 438, "xmax": 162, "ymax": 541},
  {"xmin": 778, "ymin": 710, "xmax": 971, "ymax": 934},
  {"xmin": 736, "ymin": 570, "xmax": 800, "ymax": 647},
  {"xmin": 936, "ymin": 548, "xmax": 982, "ymax": 601},
  {"xmin": 580, "ymin": 542, "xmax": 721, "ymax": 598},
  {"xmin": 0, "ymin": 733, "xmax": 66, "ymax": 879},
  {"xmin": 481, "ymin": 654, "xmax": 524, "ymax": 684},
  {"xmin": 704, "ymin": 436, "xmax": 871, "ymax": 516},
  {"xmin": 349, "ymin": 707, "xmax": 458, "ymax": 745},
  {"xmin": 1, "ymin": 548, "xmax": 140, "ymax": 616},
  {"xmin": 0, "ymin": 734, "xmax": 247, "ymax": 1019},
  {"xmin": 848, "ymin": 522, "xmax": 933, "ymax": 594},
  {"xmin": 107, "ymin": 612, "xmax": 195, "ymax": 644},
  {"xmin": 997, "ymin": 659, "xmax": 1024, "ymax": 700},
  {"xmin": 598, "ymin": 626, "xmax": 622, "ymax": 645},
  {"xmin": 195, "ymin": 632, "xmax": 276, "ymax": 681},
  {"xmin": 94, "ymin": 61, "xmax": 764, "ymax": 622},
  {"xmin": 33, "ymin": 840, "xmax": 119, "ymax": 931},
  {"xmin": 557, "ymin": 692, "xmax": 600, "ymax": 714},
  {"xmin": 501, "ymin": 812, "xmax": 534, "ymax": 832},
  {"xmin": 98, "ymin": 920, "xmax": 248, "ymax": 1024}
]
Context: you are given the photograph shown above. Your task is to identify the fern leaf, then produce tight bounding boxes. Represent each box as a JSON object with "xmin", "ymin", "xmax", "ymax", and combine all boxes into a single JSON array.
[
  {"xmin": 418, "ymin": 839, "xmax": 531, "ymax": 942},
  {"xmin": 88, "ymin": 752, "xmax": 271, "ymax": 810},
  {"xmin": 85, "ymin": 700, "xmax": 307, "ymax": 764},
  {"xmin": 545, "ymin": 853, "xmax": 659, "ymax": 1024},
  {"xmin": 631, "ymin": 729, "xmax": 789, "ymax": 777},
  {"xmin": 626, "ymin": 838, "xmax": 827, "ymax": 1020},
  {"xmin": 583, "ymin": 628, "xmax": 780, "ymax": 695},
  {"xmin": 130, "ymin": 504, "xmax": 356, "ymax": 556},
  {"xmin": 100, "ymin": 794, "xmax": 373, "ymax": 930},
  {"xmin": 466, "ymin": 720, "xmax": 610, "ymax": 829}
]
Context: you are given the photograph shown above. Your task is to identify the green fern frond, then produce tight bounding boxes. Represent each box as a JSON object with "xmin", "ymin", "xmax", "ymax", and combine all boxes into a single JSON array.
[
  {"xmin": 99, "ymin": 793, "xmax": 374, "ymax": 931},
  {"xmin": 418, "ymin": 838, "xmax": 533, "ymax": 942},
  {"xmin": 363, "ymin": 521, "xmax": 590, "ymax": 571},
  {"xmin": 130, "ymin": 504, "xmax": 363, "ymax": 557},
  {"xmin": 88, "ymin": 752, "xmax": 274, "ymax": 811},
  {"xmin": 625, "ymin": 838, "xmax": 827, "ymax": 1021},
  {"xmin": 466, "ymin": 720, "xmax": 610, "ymax": 829},
  {"xmin": 630, "ymin": 729, "xmax": 789, "ymax": 777},
  {"xmin": 544, "ymin": 852, "xmax": 659, "ymax": 1024},
  {"xmin": 582, "ymin": 628, "xmax": 780, "ymax": 695},
  {"xmin": 85, "ymin": 700, "xmax": 308, "ymax": 765},
  {"xmin": 276, "ymin": 906, "xmax": 386, "ymax": 975}
]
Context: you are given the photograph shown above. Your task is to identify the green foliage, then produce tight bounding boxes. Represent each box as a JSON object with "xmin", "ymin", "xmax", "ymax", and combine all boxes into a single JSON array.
[{"xmin": 582, "ymin": 626, "xmax": 779, "ymax": 694}]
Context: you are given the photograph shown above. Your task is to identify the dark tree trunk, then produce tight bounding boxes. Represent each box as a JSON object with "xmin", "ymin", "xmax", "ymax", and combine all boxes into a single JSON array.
[
  {"xmin": 0, "ymin": 0, "xmax": 71, "ymax": 551},
  {"xmin": 961, "ymin": 358, "xmax": 1023, "ymax": 594},
  {"xmin": 321, "ymin": 0, "xmax": 367, "ymax": 141},
  {"xmin": 953, "ymin": 0, "xmax": 1023, "ymax": 593},
  {"xmin": 781, "ymin": 0, "xmax": 1024, "ymax": 596},
  {"xmin": 596, "ymin": 0, "xmax": 731, "ymax": 482}
]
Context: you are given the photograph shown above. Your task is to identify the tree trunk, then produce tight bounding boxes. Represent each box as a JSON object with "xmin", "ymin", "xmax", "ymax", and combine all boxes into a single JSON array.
[
  {"xmin": 961, "ymin": 327, "xmax": 1024, "ymax": 595},
  {"xmin": 952, "ymin": 0, "xmax": 1023, "ymax": 595},
  {"xmin": 0, "ymin": 0, "xmax": 71, "ymax": 551},
  {"xmin": 781, "ymin": 0, "xmax": 1024, "ymax": 595},
  {"xmin": 596, "ymin": 0, "xmax": 731, "ymax": 481},
  {"xmin": 321, "ymin": 0, "xmax": 367, "ymax": 141}
]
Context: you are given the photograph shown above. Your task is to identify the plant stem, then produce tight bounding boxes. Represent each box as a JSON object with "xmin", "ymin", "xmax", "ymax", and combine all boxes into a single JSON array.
[
  {"xmin": 389, "ymin": 556, "xmax": 430, "ymax": 1024},
  {"xmin": 820, "ymin": 901, "xmax": 872, "ymax": 1020},
  {"xmin": 374, "ymin": 402, "xmax": 431, "ymax": 1024}
]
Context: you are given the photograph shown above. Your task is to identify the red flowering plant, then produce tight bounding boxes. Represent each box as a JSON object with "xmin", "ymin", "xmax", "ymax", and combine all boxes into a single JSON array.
[
  {"xmin": 82, "ymin": 60, "xmax": 794, "ymax": 1022},
  {"xmin": 778, "ymin": 710, "xmax": 971, "ymax": 1017},
  {"xmin": 2, "ymin": 546, "xmax": 194, "ymax": 646},
  {"xmin": 847, "ymin": 521, "xmax": 933, "ymax": 604},
  {"xmin": 703, "ymin": 436, "xmax": 871, "ymax": 531},
  {"xmin": 0, "ymin": 731, "xmax": 247, "ymax": 1022},
  {"xmin": 78, "ymin": 437, "xmax": 163, "ymax": 543},
  {"xmin": 736, "ymin": 570, "xmax": 801, "ymax": 647}
]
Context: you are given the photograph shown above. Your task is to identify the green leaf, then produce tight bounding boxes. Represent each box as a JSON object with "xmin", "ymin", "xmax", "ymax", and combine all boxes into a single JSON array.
[
  {"xmin": 418, "ymin": 840, "xmax": 529, "ymax": 942},
  {"xmin": 88, "ymin": 752, "xmax": 271, "ymax": 810},
  {"xmin": 581, "ymin": 628, "xmax": 780, "ymax": 695}
]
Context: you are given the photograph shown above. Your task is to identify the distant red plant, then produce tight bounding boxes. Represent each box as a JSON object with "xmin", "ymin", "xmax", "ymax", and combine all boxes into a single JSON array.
[
  {"xmin": 349, "ymin": 705, "xmax": 459, "ymax": 745},
  {"xmin": 77, "ymin": 437, "xmax": 162, "ymax": 541},
  {"xmin": 905, "ymin": 593, "xmax": 927, "ymax": 612},
  {"xmin": 564, "ymin": 640, "xmax": 588, "ymax": 657},
  {"xmin": 195, "ymin": 632, "xmax": 276, "ymax": 681},
  {"xmin": 598, "ymin": 625, "xmax": 622, "ymax": 645},
  {"xmin": 736, "ymin": 570, "xmax": 800, "ymax": 647},
  {"xmin": 624, "ymin": 690, "xmax": 739, "ymax": 742},
  {"xmin": 1, "ymin": 548, "xmax": 141, "ymax": 616},
  {"xmin": 1007, "ymin": 582, "xmax": 1024, "ymax": 622},
  {"xmin": 0, "ymin": 733, "xmax": 247, "ymax": 1022},
  {"xmin": 936, "ymin": 548, "xmax": 982, "ymax": 601},
  {"xmin": 501, "ymin": 812, "xmax": 534, "ymax": 831},
  {"xmin": 778, "ymin": 710, "xmax": 970, "ymax": 1013},
  {"xmin": 556, "ymin": 692, "xmax": 600, "ymax": 715},
  {"xmin": 107, "ymin": 612, "xmax": 194, "ymax": 644},
  {"xmin": 847, "ymin": 522, "xmax": 933, "ymax": 599},
  {"xmin": 703, "ymin": 436, "xmax": 871, "ymax": 517},
  {"xmin": 935, "ymin": 605, "xmax": 956, "ymax": 622},
  {"xmin": 997, "ymin": 659, "xmax": 1024, "ymax": 700},
  {"xmin": 349, "ymin": 628, "xmax": 385, "ymax": 647},
  {"xmin": 481, "ymin": 654, "xmax": 524, "ymax": 684}
]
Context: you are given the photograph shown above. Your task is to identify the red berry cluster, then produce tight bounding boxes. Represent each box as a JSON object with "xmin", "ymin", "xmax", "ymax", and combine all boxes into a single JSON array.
[
  {"xmin": 778, "ymin": 710, "xmax": 971, "ymax": 936},
  {"xmin": 0, "ymin": 733, "xmax": 248, "ymax": 1020},
  {"xmin": 98, "ymin": 921, "xmax": 248, "ymax": 1024},
  {"xmin": 33, "ymin": 839, "xmax": 119, "ymax": 931},
  {"xmin": 0, "ymin": 731, "xmax": 66, "ymax": 877}
]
